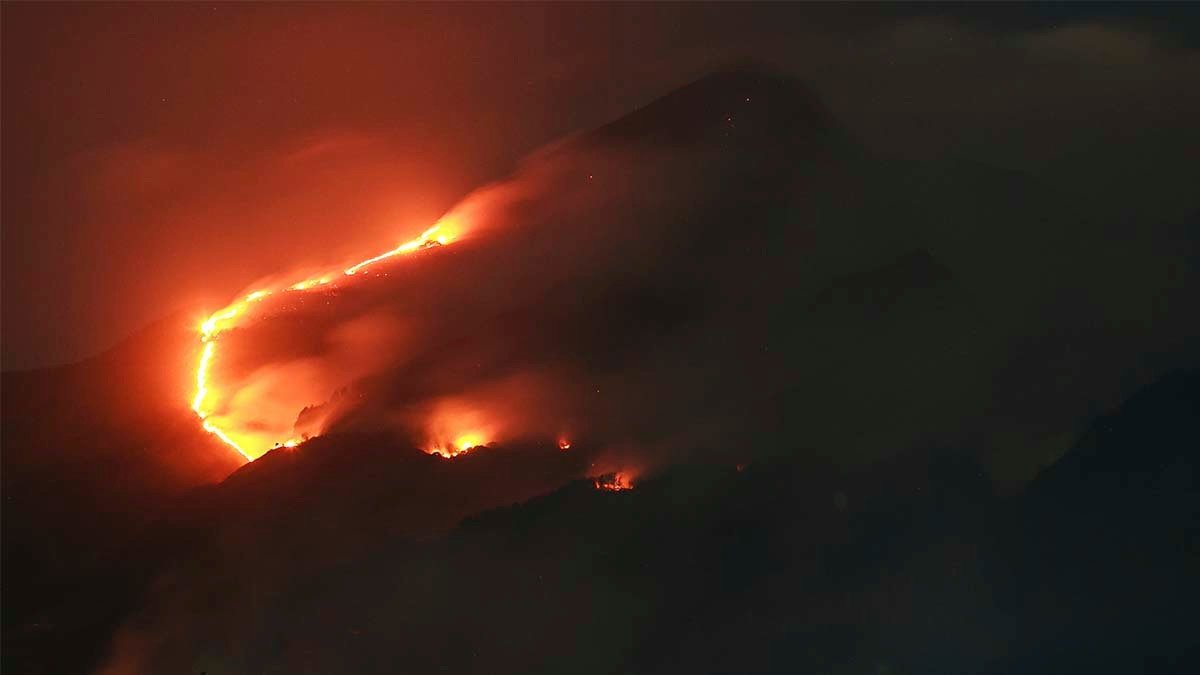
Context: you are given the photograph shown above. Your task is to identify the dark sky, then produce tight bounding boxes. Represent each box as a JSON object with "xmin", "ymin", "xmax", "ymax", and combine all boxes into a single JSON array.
[{"xmin": 3, "ymin": 2, "xmax": 1198, "ymax": 369}]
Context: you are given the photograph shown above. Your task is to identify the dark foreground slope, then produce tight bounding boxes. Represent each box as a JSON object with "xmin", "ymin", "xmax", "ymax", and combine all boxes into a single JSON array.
[
  {"xmin": 2, "ymin": 315, "xmax": 244, "ymax": 673},
  {"xmin": 111, "ymin": 371, "xmax": 1199, "ymax": 675},
  {"xmin": 997, "ymin": 370, "xmax": 1200, "ymax": 673}
]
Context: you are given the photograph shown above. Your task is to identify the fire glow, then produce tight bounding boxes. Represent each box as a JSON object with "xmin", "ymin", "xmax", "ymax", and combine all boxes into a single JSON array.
[
  {"xmin": 191, "ymin": 220, "xmax": 460, "ymax": 461},
  {"xmin": 430, "ymin": 434, "xmax": 488, "ymax": 459},
  {"xmin": 593, "ymin": 473, "xmax": 634, "ymax": 492}
]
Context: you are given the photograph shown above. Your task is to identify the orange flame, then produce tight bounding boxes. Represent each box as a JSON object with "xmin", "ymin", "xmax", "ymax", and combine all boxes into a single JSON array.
[
  {"xmin": 593, "ymin": 473, "xmax": 634, "ymax": 491},
  {"xmin": 191, "ymin": 217, "xmax": 463, "ymax": 461},
  {"xmin": 429, "ymin": 433, "xmax": 489, "ymax": 459}
]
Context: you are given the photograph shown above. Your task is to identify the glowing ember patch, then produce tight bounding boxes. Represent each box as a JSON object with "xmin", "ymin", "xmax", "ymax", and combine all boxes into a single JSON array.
[
  {"xmin": 191, "ymin": 217, "xmax": 466, "ymax": 462},
  {"xmin": 593, "ymin": 473, "xmax": 634, "ymax": 491},
  {"xmin": 558, "ymin": 438, "xmax": 572, "ymax": 451}
]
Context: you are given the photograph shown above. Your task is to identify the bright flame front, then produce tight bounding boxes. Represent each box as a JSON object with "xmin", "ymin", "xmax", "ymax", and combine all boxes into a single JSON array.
[
  {"xmin": 429, "ymin": 433, "xmax": 489, "ymax": 459},
  {"xmin": 191, "ymin": 218, "xmax": 463, "ymax": 461}
]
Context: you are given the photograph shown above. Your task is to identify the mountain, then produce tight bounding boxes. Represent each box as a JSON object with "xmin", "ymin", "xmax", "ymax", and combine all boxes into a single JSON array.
[
  {"xmin": 2, "ymin": 315, "xmax": 243, "ymax": 674},
  {"xmin": 583, "ymin": 65, "xmax": 841, "ymax": 152},
  {"xmin": 997, "ymin": 370, "xmax": 1200, "ymax": 674},
  {"xmin": 3, "ymin": 67, "xmax": 1198, "ymax": 674}
]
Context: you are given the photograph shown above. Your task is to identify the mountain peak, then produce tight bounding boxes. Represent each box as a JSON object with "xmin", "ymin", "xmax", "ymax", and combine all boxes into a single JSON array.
[{"xmin": 584, "ymin": 64, "xmax": 838, "ymax": 149}]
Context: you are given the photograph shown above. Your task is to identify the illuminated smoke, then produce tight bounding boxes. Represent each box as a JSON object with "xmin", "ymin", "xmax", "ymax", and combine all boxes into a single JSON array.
[
  {"xmin": 188, "ymin": 70, "xmax": 844, "ymax": 473},
  {"xmin": 191, "ymin": 220, "xmax": 462, "ymax": 459}
]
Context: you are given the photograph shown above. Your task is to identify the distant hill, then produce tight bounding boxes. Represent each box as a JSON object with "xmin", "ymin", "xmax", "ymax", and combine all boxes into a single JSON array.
[{"xmin": 998, "ymin": 371, "xmax": 1200, "ymax": 674}]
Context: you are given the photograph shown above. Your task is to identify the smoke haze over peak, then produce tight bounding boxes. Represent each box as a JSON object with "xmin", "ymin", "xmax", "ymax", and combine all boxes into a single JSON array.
[{"xmin": 4, "ymin": 3, "xmax": 1197, "ymax": 369}]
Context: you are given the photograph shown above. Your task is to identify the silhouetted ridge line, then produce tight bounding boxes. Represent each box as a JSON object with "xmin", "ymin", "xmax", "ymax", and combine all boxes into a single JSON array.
[{"xmin": 584, "ymin": 65, "xmax": 838, "ymax": 149}]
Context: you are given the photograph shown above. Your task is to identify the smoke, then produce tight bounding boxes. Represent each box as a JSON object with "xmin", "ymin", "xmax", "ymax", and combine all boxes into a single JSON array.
[
  {"xmin": 202, "ymin": 116, "xmax": 807, "ymax": 467},
  {"xmin": 83, "ymin": 22, "xmax": 1200, "ymax": 675},
  {"xmin": 198, "ymin": 59, "xmax": 1200, "ymax": 483},
  {"xmin": 8, "ymin": 6, "xmax": 1199, "ymax": 371}
]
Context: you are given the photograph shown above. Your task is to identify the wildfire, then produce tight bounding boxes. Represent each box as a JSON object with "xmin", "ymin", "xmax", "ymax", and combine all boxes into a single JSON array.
[
  {"xmin": 344, "ymin": 223, "xmax": 451, "ymax": 276},
  {"xmin": 558, "ymin": 438, "xmax": 572, "ymax": 451},
  {"xmin": 428, "ymin": 433, "xmax": 489, "ymax": 459},
  {"xmin": 191, "ymin": 218, "xmax": 462, "ymax": 461},
  {"xmin": 593, "ymin": 473, "xmax": 634, "ymax": 492}
]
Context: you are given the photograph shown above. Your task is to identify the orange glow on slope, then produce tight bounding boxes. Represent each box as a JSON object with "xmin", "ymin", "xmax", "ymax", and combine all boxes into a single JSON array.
[
  {"xmin": 344, "ymin": 222, "xmax": 456, "ymax": 275},
  {"xmin": 191, "ymin": 218, "xmax": 464, "ymax": 462},
  {"xmin": 593, "ymin": 473, "xmax": 634, "ymax": 491},
  {"xmin": 558, "ymin": 437, "xmax": 572, "ymax": 450},
  {"xmin": 430, "ymin": 432, "xmax": 489, "ymax": 459},
  {"xmin": 418, "ymin": 395, "xmax": 508, "ymax": 459}
]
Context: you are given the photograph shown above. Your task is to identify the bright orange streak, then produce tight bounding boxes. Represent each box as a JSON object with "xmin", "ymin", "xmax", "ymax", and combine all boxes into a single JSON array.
[
  {"xmin": 191, "ymin": 341, "xmax": 215, "ymax": 416},
  {"xmin": 288, "ymin": 274, "xmax": 334, "ymax": 292},
  {"xmin": 203, "ymin": 419, "xmax": 251, "ymax": 459},
  {"xmin": 344, "ymin": 224, "xmax": 447, "ymax": 276},
  {"xmin": 192, "ymin": 219, "xmax": 462, "ymax": 461}
]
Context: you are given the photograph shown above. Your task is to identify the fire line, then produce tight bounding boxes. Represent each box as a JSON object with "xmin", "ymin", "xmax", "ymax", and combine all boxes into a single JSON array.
[{"xmin": 191, "ymin": 221, "xmax": 456, "ymax": 461}]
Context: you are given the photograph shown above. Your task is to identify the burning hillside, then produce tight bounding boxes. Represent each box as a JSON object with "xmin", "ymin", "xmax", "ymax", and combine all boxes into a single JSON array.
[
  {"xmin": 191, "ymin": 220, "xmax": 464, "ymax": 459},
  {"xmin": 6, "ymin": 56, "xmax": 1198, "ymax": 675},
  {"xmin": 186, "ymin": 68, "xmax": 851, "ymax": 472},
  {"xmin": 593, "ymin": 472, "xmax": 635, "ymax": 491}
]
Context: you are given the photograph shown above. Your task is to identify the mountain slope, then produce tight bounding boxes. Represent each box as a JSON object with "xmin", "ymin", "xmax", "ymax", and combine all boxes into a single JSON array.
[
  {"xmin": 4, "ymin": 66, "xmax": 1197, "ymax": 674},
  {"xmin": 2, "ymin": 315, "xmax": 243, "ymax": 674},
  {"xmin": 104, "ymin": 371, "xmax": 1199, "ymax": 675}
]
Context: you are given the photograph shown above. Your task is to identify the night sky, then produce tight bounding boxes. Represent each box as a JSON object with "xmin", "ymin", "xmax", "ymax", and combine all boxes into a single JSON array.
[{"xmin": 4, "ymin": 2, "xmax": 1198, "ymax": 369}]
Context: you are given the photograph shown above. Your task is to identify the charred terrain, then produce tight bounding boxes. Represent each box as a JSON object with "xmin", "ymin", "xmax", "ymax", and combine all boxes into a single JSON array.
[{"xmin": 4, "ymin": 67, "xmax": 1199, "ymax": 674}]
